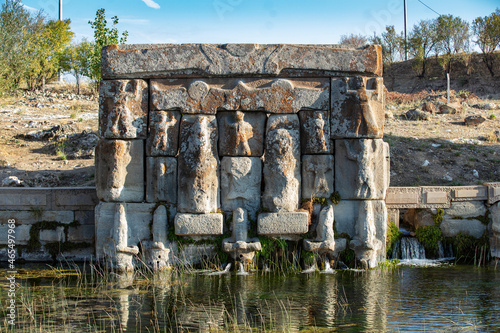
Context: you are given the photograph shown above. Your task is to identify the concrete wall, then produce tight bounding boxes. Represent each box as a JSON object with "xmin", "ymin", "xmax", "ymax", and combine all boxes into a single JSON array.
[{"xmin": 0, "ymin": 183, "xmax": 498, "ymax": 262}]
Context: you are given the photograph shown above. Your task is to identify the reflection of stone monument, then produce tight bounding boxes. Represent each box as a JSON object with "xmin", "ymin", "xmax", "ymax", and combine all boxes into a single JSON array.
[{"xmin": 96, "ymin": 44, "xmax": 388, "ymax": 270}]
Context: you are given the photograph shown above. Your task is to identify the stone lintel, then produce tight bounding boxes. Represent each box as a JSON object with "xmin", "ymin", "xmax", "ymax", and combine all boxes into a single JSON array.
[
  {"xmin": 452, "ymin": 186, "xmax": 488, "ymax": 201},
  {"xmin": 102, "ymin": 44, "xmax": 382, "ymax": 79},
  {"xmin": 385, "ymin": 187, "xmax": 421, "ymax": 208},
  {"xmin": 257, "ymin": 212, "xmax": 309, "ymax": 235}
]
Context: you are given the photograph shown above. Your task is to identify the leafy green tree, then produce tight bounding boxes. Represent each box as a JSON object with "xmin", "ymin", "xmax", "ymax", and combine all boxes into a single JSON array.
[
  {"xmin": 409, "ymin": 19, "xmax": 437, "ymax": 77},
  {"xmin": 370, "ymin": 26, "xmax": 404, "ymax": 67},
  {"xmin": 60, "ymin": 39, "xmax": 94, "ymax": 94},
  {"xmin": 0, "ymin": 0, "xmax": 41, "ymax": 92},
  {"xmin": 88, "ymin": 8, "xmax": 128, "ymax": 86},
  {"xmin": 434, "ymin": 15, "xmax": 470, "ymax": 75},
  {"xmin": 472, "ymin": 10, "xmax": 500, "ymax": 76}
]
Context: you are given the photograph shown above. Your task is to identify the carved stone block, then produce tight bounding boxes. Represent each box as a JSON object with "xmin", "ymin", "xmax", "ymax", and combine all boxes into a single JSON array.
[
  {"xmin": 257, "ymin": 211, "xmax": 309, "ymax": 235},
  {"xmin": 220, "ymin": 157, "xmax": 261, "ymax": 218},
  {"xmin": 99, "ymin": 79, "xmax": 148, "ymax": 139},
  {"xmin": 151, "ymin": 78, "xmax": 329, "ymax": 114},
  {"xmin": 174, "ymin": 213, "xmax": 223, "ymax": 236},
  {"xmin": 299, "ymin": 110, "xmax": 331, "ymax": 154},
  {"xmin": 335, "ymin": 139, "xmax": 389, "ymax": 200},
  {"xmin": 146, "ymin": 157, "xmax": 177, "ymax": 203},
  {"xmin": 95, "ymin": 202, "xmax": 155, "ymax": 259},
  {"xmin": 262, "ymin": 115, "xmax": 301, "ymax": 212},
  {"xmin": 301, "ymin": 155, "xmax": 334, "ymax": 199},
  {"xmin": 218, "ymin": 111, "xmax": 266, "ymax": 156},
  {"xmin": 491, "ymin": 202, "xmax": 500, "ymax": 259},
  {"xmin": 95, "ymin": 139, "xmax": 144, "ymax": 202},
  {"xmin": 177, "ymin": 115, "xmax": 219, "ymax": 213},
  {"xmin": 146, "ymin": 111, "xmax": 180, "ymax": 156},
  {"xmin": 331, "ymin": 77, "xmax": 384, "ymax": 139}
]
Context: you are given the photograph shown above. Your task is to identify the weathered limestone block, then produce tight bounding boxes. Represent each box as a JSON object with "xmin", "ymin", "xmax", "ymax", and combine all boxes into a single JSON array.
[
  {"xmin": 99, "ymin": 79, "xmax": 148, "ymax": 139},
  {"xmin": 0, "ymin": 211, "xmax": 74, "ymax": 225},
  {"xmin": 402, "ymin": 208, "xmax": 435, "ymax": 229},
  {"xmin": 299, "ymin": 111, "xmax": 331, "ymax": 154},
  {"xmin": 490, "ymin": 202, "xmax": 500, "ymax": 259},
  {"xmin": 151, "ymin": 78, "xmax": 329, "ymax": 114},
  {"xmin": 257, "ymin": 211, "xmax": 309, "ymax": 236},
  {"xmin": 349, "ymin": 200, "xmax": 387, "ymax": 269},
  {"xmin": 102, "ymin": 44, "xmax": 382, "ymax": 79},
  {"xmin": 334, "ymin": 200, "xmax": 387, "ymax": 246},
  {"xmin": 146, "ymin": 111, "xmax": 180, "ymax": 156},
  {"xmin": 331, "ymin": 77, "xmax": 384, "ymax": 138},
  {"xmin": 218, "ymin": 111, "xmax": 266, "ymax": 156},
  {"xmin": 67, "ymin": 225, "xmax": 95, "ymax": 243},
  {"xmin": 95, "ymin": 202, "xmax": 155, "ymax": 259},
  {"xmin": 451, "ymin": 186, "xmax": 488, "ymax": 201},
  {"xmin": 174, "ymin": 213, "xmax": 223, "ymax": 236},
  {"xmin": 301, "ymin": 155, "xmax": 334, "ymax": 199},
  {"xmin": 385, "ymin": 187, "xmax": 422, "ymax": 208},
  {"xmin": 220, "ymin": 157, "xmax": 261, "ymax": 218},
  {"xmin": 39, "ymin": 227, "xmax": 65, "ymax": 242},
  {"xmin": 0, "ymin": 224, "xmax": 31, "ymax": 245},
  {"xmin": 335, "ymin": 139, "xmax": 389, "ymax": 200},
  {"xmin": 222, "ymin": 208, "xmax": 261, "ymax": 261},
  {"xmin": 177, "ymin": 115, "xmax": 219, "ymax": 213},
  {"xmin": 486, "ymin": 182, "xmax": 500, "ymax": 204},
  {"xmin": 102, "ymin": 203, "xmax": 140, "ymax": 272},
  {"xmin": 303, "ymin": 204, "xmax": 335, "ymax": 255},
  {"xmin": 144, "ymin": 205, "xmax": 173, "ymax": 269},
  {"xmin": 146, "ymin": 157, "xmax": 177, "ymax": 204},
  {"xmin": 440, "ymin": 217, "xmax": 486, "ymax": 239},
  {"xmin": 262, "ymin": 115, "xmax": 301, "ymax": 212},
  {"xmin": 95, "ymin": 139, "xmax": 144, "ymax": 202},
  {"xmin": 443, "ymin": 201, "xmax": 487, "ymax": 218}
]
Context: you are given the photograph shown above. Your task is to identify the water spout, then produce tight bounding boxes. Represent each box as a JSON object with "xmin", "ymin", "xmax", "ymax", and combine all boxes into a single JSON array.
[
  {"xmin": 237, "ymin": 262, "xmax": 249, "ymax": 276},
  {"xmin": 320, "ymin": 261, "xmax": 336, "ymax": 274}
]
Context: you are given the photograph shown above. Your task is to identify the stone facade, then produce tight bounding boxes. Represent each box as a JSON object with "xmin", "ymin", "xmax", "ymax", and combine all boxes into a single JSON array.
[{"xmin": 94, "ymin": 43, "xmax": 390, "ymax": 269}]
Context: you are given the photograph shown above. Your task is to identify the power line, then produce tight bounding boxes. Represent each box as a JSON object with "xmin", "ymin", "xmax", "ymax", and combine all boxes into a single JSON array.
[{"xmin": 416, "ymin": 0, "xmax": 441, "ymax": 16}]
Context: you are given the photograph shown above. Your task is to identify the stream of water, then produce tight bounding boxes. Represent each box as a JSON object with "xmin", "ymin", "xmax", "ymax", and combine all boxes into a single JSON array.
[{"xmin": 1, "ymin": 263, "xmax": 499, "ymax": 332}]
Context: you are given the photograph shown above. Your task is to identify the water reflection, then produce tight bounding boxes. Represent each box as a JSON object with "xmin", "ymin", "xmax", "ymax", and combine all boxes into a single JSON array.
[{"xmin": 0, "ymin": 266, "xmax": 499, "ymax": 332}]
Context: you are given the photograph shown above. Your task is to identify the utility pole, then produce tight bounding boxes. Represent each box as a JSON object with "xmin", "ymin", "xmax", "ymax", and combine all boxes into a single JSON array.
[
  {"xmin": 59, "ymin": 0, "xmax": 62, "ymax": 21},
  {"xmin": 404, "ymin": 0, "xmax": 408, "ymax": 61}
]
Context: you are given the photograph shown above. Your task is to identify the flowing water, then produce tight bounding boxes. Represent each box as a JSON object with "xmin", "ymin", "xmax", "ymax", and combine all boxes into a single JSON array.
[{"xmin": 1, "ymin": 264, "xmax": 499, "ymax": 332}]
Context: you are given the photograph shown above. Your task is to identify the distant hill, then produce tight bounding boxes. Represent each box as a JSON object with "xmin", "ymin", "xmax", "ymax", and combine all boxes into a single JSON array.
[{"xmin": 383, "ymin": 51, "xmax": 500, "ymax": 98}]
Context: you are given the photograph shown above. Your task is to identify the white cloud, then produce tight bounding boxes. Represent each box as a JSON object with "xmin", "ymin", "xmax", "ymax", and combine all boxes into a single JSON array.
[
  {"xmin": 21, "ymin": 3, "xmax": 38, "ymax": 12},
  {"xmin": 141, "ymin": 0, "xmax": 160, "ymax": 9}
]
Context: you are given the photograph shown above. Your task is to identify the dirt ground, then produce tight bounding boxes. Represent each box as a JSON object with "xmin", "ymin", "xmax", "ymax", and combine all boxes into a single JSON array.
[{"xmin": 0, "ymin": 82, "xmax": 499, "ymax": 188}]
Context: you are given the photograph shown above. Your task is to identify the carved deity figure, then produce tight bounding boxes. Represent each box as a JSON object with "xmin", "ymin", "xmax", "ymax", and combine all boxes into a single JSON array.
[
  {"xmin": 344, "ymin": 140, "xmax": 378, "ymax": 198},
  {"xmin": 228, "ymin": 111, "xmax": 253, "ymax": 155},
  {"xmin": 312, "ymin": 112, "xmax": 328, "ymax": 152}
]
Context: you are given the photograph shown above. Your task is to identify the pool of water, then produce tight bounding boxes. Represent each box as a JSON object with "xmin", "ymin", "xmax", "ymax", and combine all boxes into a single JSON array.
[{"xmin": 1, "ymin": 264, "xmax": 499, "ymax": 332}]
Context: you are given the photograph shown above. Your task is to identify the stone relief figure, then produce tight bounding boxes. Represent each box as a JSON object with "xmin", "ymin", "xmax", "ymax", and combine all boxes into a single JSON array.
[
  {"xmin": 350, "ymin": 201, "xmax": 382, "ymax": 269},
  {"xmin": 148, "ymin": 111, "xmax": 180, "ymax": 156},
  {"xmin": 303, "ymin": 156, "xmax": 331, "ymax": 198},
  {"xmin": 228, "ymin": 111, "xmax": 253, "ymax": 155},
  {"xmin": 312, "ymin": 112, "xmax": 328, "ymax": 152},
  {"xmin": 350, "ymin": 78, "xmax": 382, "ymax": 138},
  {"xmin": 344, "ymin": 140, "xmax": 377, "ymax": 198}
]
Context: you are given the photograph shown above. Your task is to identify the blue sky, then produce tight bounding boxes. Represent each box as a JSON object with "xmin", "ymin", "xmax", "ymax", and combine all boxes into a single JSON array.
[{"xmin": 19, "ymin": 0, "xmax": 500, "ymax": 45}]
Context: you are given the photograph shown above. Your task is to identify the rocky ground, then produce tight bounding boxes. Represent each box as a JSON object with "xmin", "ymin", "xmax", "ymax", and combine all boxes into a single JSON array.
[{"xmin": 0, "ymin": 83, "xmax": 499, "ymax": 188}]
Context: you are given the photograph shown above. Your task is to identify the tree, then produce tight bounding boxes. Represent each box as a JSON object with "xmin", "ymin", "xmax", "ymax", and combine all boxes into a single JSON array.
[
  {"xmin": 339, "ymin": 33, "xmax": 368, "ymax": 48},
  {"xmin": 370, "ymin": 26, "xmax": 404, "ymax": 67},
  {"xmin": 434, "ymin": 15, "xmax": 470, "ymax": 75},
  {"xmin": 409, "ymin": 19, "xmax": 437, "ymax": 77},
  {"xmin": 60, "ymin": 39, "xmax": 93, "ymax": 94},
  {"xmin": 472, "ymin": 10, "xmax": 500, "ymax": 76},
  {"xmin": 88, "ymin": 8, "xmax": 128, "ymax": 86}
]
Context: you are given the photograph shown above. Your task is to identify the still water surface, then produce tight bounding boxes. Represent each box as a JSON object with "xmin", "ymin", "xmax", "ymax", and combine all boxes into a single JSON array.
[{"xmin": 1, "ymin": 264, "xmax": 499, "ymax": 332}]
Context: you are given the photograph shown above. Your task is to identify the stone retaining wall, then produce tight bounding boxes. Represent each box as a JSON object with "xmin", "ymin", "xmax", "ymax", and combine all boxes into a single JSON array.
[{"xmin": 0, "ymin": 183, "xmax": 498, "ymax": 262}]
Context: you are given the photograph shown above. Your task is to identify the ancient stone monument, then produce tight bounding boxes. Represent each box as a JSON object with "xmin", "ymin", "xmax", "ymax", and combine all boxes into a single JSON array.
[{"xmin": 95, "ymin": 44, "xmax": 389, "ymax": 270}]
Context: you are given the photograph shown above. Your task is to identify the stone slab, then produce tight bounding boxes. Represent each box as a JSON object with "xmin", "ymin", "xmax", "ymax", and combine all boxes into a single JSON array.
[
  {"xmin": 68, "ymin": 225, "xmax": 95, "ymax": 243},
  {"xmin": 146, "ymin": 111, "xmax": 181, "ymax": 157},
  {"xmin": 0, "ymin": 210, "xmax": 74, "ymax": 225},
  {"xmin": 257, "ymin": 212, "xmax": 309, "ymax": 235},
  {"xmin": 151, "ymin": 78, "xmax": 329, "ymax": 114},
  {"xmin": 95, "ymin": 202, "xmax": 155, "ymax": 259},
  {"xmin": 39, "ymin": 227, "xmax": 66, "ymax": 243},
  {"xmin": 53, "ymin": 188, "xmax": 98, "ymax": 210},
  {"xmin": 75, "ymin": 210, "xmax": 95, "ymax": 225},
  {"xmin": 218, "ymin": 111, "xmax": 266, "ymax": 156},
  {"xmin": 385, "ymin": 187, "xmax": 421, "ymax": 208},
  {"xmin": 425, "ymin": 191, "xmax": 448, "ymax": 204},
  {"xmin": 443, "ymin": 201, "xmax": 487, "ymax": 219},
  {"xmin": 301, "ymin": 155, "xmax": 334, "ymax": 199},
  {"xmin": 485, "ymin": 182, "xmax": 500, "ymax": 204},
  {"xmin": 387, "ymin": 209, "xmax": 400, "ymax": 228},
  {"xmin": 331, "ymin": 77, "xmax": 385, "ymax": 139},
  {"xmin": 451, "ymin": 186, "xmax": 488, "ymax": 201},
  {"xmin": 99, "ymin": 79, "xmax": 148, "ymax": 139},
  {"xmin": 334, "ymin": 200, "xmax": 387, "ymax": 241},
  {"xmin": 95, "ymin": 139, "xmax": 145, "ymax": 202},
  {"xmin": 440, "ymin": 217, "xmax": 486, "ymax": 239},
  {"xmin": 491, "ymin": 202, "xmax": 500, "ymax": 259},
  {"xmin": 146, "ymin": 157, "xmax": 177, "ymax": 204},
  {"xmin": 0, "ymin": 224, "xmax": 31, "ymax": 245},
  {"xmin": 102, "ymin": 44, "xmax": 382, "ymax": 79},
  {"xmin": 419, "ymin": 187, "xmax": 451, "ymax": 208},
  {"xmin": 174, "ymin": 213, "xmax": 223, "ymax": 236},
  {"xmin": 0, "ymin": 190, "xmax": 47, "ymax": 207},
  {"xmin": 335, "ymin": 139, "xmax": 389, "ymax": 200},
  {"xmin": 220, "ymin": 157, "xmax": 262, "ymax": 218}
]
